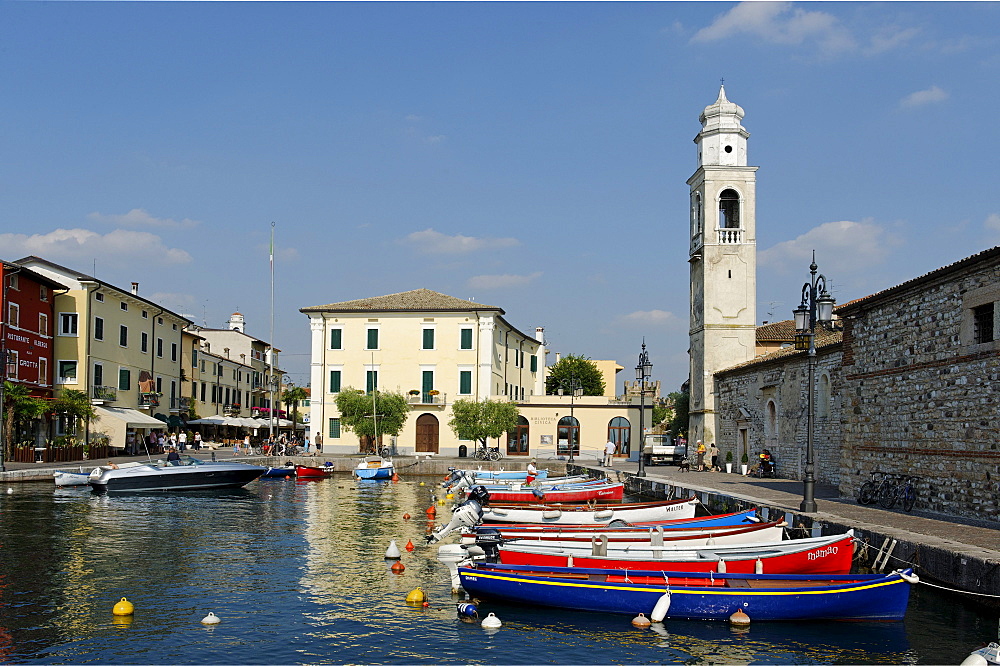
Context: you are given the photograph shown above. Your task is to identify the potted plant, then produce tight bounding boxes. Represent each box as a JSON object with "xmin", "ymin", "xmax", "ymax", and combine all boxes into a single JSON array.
[
  {"xmin": 408, "ymin": 390, "xmax": 420, "ymax": 396},
  {"xmin": 740, "ymin": 452, "xmax": 749, "ymax": 476},
  {"xmin": 725, "ymin": 450, "xmax": 733, "ymax": 474},
  {"xmin": 428, "ymin": 390, "xmax": 440, "ymax": 396}
]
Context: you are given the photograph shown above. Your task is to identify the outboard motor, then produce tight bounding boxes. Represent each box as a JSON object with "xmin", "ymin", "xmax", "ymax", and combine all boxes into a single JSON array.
[
  {"xmin": 473, "ymin": 527, "xmax": 504, "ymax": 563},
  {"xmin": 443, "ymin": 469, "xmax": 464, "ymax": 488},
  {"xmin": 425, "ymin": 496, "xmax": 486, "ymax": 543},
  {"xmin": 467, "ymin": 484, "xmax": 491, "ymax": 507}
]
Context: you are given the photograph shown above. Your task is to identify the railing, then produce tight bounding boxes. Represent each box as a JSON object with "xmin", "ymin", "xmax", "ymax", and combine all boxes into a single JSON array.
[
  {"xmin": 223, "ymin": 403, "xmax": 241, "ymax": 416},
  {"xmin": 407, "ymin": 392, "xmax": 447, "ymax": 405},
  {"xmin": 92, "ymin": 385, "xmax": 117, "ymax": 402},
  {"xmin": 717, "ymin": 228, "xmax": 743, "ymax": 244},
  {"xmin": 172, "ymin": 396, "xmax": 191, "ymax": 411},
  {"xmin": 139, "ymin": 392, "xmax": 160, "ymax": 407}
]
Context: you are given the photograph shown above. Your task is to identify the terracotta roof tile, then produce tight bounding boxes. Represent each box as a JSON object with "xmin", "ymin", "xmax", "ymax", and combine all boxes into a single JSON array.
[{"xmin": 300, "ymin": 288, "xmax": 503, "ymax": 314}]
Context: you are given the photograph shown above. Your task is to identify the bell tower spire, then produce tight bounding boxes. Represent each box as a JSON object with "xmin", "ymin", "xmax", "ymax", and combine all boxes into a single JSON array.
[{"xmin": 686, "ymin": 85, "xmax": 758, "ymax": 448}]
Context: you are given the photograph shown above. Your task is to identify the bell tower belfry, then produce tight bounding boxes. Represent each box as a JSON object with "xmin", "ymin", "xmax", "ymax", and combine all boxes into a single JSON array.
[{"xmin": 686, "ymin": 85, "xmax": 758, "ymax": 447}]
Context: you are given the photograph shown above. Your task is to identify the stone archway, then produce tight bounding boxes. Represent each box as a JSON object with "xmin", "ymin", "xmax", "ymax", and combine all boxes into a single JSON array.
[{"xmin": 415, "ymin": 413, "xmax": 439, "ymax": 453}]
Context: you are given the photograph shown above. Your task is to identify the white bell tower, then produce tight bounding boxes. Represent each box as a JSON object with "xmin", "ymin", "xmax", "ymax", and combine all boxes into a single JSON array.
[{"xmin": 687, "ymin": 85, "xmax": 758, "ymax": 447}]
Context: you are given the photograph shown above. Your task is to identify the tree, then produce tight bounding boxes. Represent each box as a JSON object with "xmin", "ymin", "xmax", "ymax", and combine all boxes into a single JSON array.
[
  {"xmin": 334, "ymin": 388, "xmax": 409, "ymax": 452},
  {"xmin": 651, "ymin": 402, "xmax": 674, "ymax": 431},
  {"xmin": 448, "ymin": 399, "xmax": 520, "ymax": 452},
  {"xmin": 281, "ymin": 385, "xmax": 309, "ymax": 427},
  {"xmin": 51, "ymin": 389, "xmax": 98, "ymax": 444},
  {"xmin": 544, "ymin": 354, "xmax": 605, "ymax": 396},
  {"xmin": 666, "ymin": 391, "xmax": 689, "ymax": 439},
  {"xmin": 2, "ymin": 381, "xmax": 47, "ymax": 456}
]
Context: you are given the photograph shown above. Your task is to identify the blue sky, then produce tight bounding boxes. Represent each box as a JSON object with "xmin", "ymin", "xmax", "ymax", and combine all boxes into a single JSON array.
[{"xmin": 2, "ymin": 2, "xmax": 998, "ymax": 392}]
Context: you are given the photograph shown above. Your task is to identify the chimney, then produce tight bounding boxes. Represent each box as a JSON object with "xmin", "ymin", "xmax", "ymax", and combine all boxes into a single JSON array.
[
  {"xmin": 535, "ymin": 326, "xmax": 545, "ymax": 343},
  {"xmin": 131, "ymin": 282, "xmax": 139, "ymax": 295}
]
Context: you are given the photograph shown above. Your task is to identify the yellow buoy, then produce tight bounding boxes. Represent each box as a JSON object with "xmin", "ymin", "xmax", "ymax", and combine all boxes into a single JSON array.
[
  {"xmin": 113, "ymin": 597, "xmax": 134, "ymax": 616},
  {"xmin": 631, "ymin": 612, "xmax": 651, "ymax": 628},
  {"xmin": 419, "ymin": 482, "xmax": 425, "ymax": 487},
  {"xmin": 112, "ymin": 615, "xmax": 133, "ymax": 627},
  {"xmin": 445, "ymin": 493, "xmax": 454, "ymax": 500},
  {"xmin": 729, "ymin": 608, "xmax": 750, "ymax": 626},
  {"xmin": 406, "ymin": 587, "xmax": 426, "ymax": 603}
]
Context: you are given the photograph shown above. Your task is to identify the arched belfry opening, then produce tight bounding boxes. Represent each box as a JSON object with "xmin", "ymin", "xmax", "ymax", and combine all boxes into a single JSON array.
[{"xmin": 719, "ymin": 189, "xmax": 740, "ymax": 229}]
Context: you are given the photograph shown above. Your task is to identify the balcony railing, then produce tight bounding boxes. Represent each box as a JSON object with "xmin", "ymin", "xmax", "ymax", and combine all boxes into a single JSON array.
[
  {"xmin": 92, "ymin": 385, "xmax": 117, "ymax": 402},
  {"xmin": 172, "ymin": 396, "xmax": 191, "ymax": 412},
  {"xmin": 407, "ymin": 392, "xmax": 447, "ymax": 405},
  {"xmin": 223, "ymin": 403, "xmax": 241, "ymax": 416},
  {"xmin": 717, "ymin": 228, "xmax": 743, "ymax": 244},
  {"xmin": 139, "ymin": 392, "xmax": 161, "ymax": 407}
]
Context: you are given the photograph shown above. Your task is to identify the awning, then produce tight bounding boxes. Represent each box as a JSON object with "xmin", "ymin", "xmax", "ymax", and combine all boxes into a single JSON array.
[{"xmin": 94, "ymin": 406, "xmax": 168, "ymax": 428}]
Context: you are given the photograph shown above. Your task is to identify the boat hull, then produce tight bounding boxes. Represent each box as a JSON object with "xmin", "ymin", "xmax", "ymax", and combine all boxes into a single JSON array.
[
  {"xmin": 261, "ymin": 466, "xmax": 297, "ymax": 478},
  {"xmin": 482, "ymin": 482, "xmax": 624, "ymax": 504},
  {"xmin": 296, "ymin": 465, "xmax": 334, "ymax": 479},
  {"xmin": 356, "ymin": 467, "xmax": 393, "ymax": 480},
  {"xmin": 479, "ymin": 508, "xmax": 760, "ymax": 533},
  {"xmin": 89, "ymin": 462, "xmax": 266, "ymax": 492},
  {"xmin": 54, "ymin": 471, "xmax": 90, "ymax": 487},
  {"xmin": 482, "ymin": 497, "xmax": 697, "ymax": 524},
  {"xmin": 467, "ymin": 521, "xmax": 785, "ymax": 547},
  {"xmin": 458, "ymin": 563, "xmax": 914, "ymax": 622}
]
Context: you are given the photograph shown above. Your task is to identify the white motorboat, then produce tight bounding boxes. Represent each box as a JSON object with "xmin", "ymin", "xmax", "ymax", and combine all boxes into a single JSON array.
[
  {"xmin": 53, "ymin": 470, "xmax": 90, "ymax": 487},
  {"xmin": 88, "ymin": 457, "xmax": 267, "ymax": 492}
]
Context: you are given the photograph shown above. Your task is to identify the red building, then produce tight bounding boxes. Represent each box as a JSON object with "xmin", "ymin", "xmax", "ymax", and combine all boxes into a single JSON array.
[{"xmin": 2, "ymin": 261, "xmax": 67, "ymax": 432}]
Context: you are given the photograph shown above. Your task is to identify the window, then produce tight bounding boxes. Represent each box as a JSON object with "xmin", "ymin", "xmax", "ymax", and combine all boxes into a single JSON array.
[
  {"xmin": 330, "ymin": 328, "xmax": 343, "ymax": 350},
  {"xmin": 329, "ymin": 370, "xmax": 342, "ymax": 393},
  {"xmin": 7, "ymin": 274, "xmax": 16, "ymax": 290},
  {"xmin": 192, "ymin": 349, "xmax": 198, "ymax": 367},
  {"xmin": 7, "ymin": 302, "xmax": 19, "ymax": 328},
  {"xmin": 120, "ymin": 301, "xmax": 128, "ymax": 311},
  {"xmin": 156, "ymin": 337, "xmax": 163, "ymax": 357},
  {"xmin": 141, "ymin": 331, "xmax": 149, "ymax": 353},
  {"xmin": 459, "ymin": 370, "xmax": 472, "ymax": 395},
  {"xmin": 39, "ymin": 285, "xmax": 48, "ymax": 302},
  {"xmin": 171, "ymin": 342, "xmax": 178, "ymax": 362},
  {"xmin": 200, "ymin": 382, "xmax": 206, "ymax": 402},
  {"xmin": 530, "ymin": 355, "xmax": 538, "ymax": 372},
  {"xmin": 94, "ymin": 317, "xmax": 104, "ymax": 341},
  {"xmin": 328, "ymin": 418, "xmax": 341, "ymax": 438},
  {"xmin": 58, "ymin": 360, "xmax": 78, "ymax": 384},
  {"xmin": 766, "ymin": 400, "xmax": 778, "ymax": 441},
  {"xmin": 39, "ymin": 313, "xmax": 48, "ymax": 336},
  {"xmin": 366, "ymin": 370, "xmax": 378, "ymax": 393},
  {"xmin": 59, "ymin": 313, "xmax": 78, "ymax": 336},
  {"xmin": 366, "ymin": 328, "xmax": 379, "ymax": 350},
  {"xmin": 38, "ymin": 358, "xmax": 47, "ymax": 385},
  {"xmin": 460, "ymin": 327, "xmax": 473, "ymax": 350},
  {"xmin": 142, "ymin": 310, "xmax": 148, "ymax": 319},
  {"xmin": 6, "ymin": 350, "xmax": 16, "ymax": 379},
  {"xmin": 973, "ymin": 303, "xmax": 995, "ymax": 344},
  {"xmin": 94, "ymin": 363, "xmax": 103, "ymax": 387},
  {"xmin": 118, "ymin": 368, "xmax": 131, "ymax": 391},
  {"xmin": 719, "ymin": 189, "xmax": 740, "ymax": 228},
  {"xmin": 95, "ymin": 292, "xmax": 104, "ymax": 302},
  {"xmin": 422, "ymin": 370, "xmax": 434, "ymax": 399},
  {"xmin": 156, "ymin": 377, "xmax": 162, "ymax": 393},
  {"xmin": 119, "ymin": 325, "xmax": 128, "ymax": 347},
  {"xmin": 422, "ymin": 328, "xmax": 435, "ymax": 350}
]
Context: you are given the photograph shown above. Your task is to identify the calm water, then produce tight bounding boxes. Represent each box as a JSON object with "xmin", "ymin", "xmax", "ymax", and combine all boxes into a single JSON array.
[{"xmin": 0, "ymin": 476, "xmax": 997, "ymax": 664}]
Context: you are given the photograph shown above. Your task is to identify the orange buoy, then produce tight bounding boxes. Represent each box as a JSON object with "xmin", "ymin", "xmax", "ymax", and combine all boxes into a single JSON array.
[
  {"xmin": 729, "ymin": 608, "xmax": 750, "ymax": 626},
  {"xmin": 405, "ymin": 540, "xmax": 415, "ymax": 552},
  {"xmin": 403, "ymin": 513, "xmax": 411, "ymax": 520},
  {"xmin": 422, "ymin": 601, "xmax": 430, "ymax": 608},
  {"xmin": 391, "ymin": 561, "xmax": 405, "ymax": 574},
  {"xmin": 426, "ymin": 505, "xmax": 437, "ymax": 518},
  {"xmin": 392, "ymin": 473, "xmax": 399, "ymax": 482}
]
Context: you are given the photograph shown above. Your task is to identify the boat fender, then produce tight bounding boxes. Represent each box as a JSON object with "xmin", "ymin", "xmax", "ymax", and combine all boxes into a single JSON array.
[
  {"xmin": 729, "ymin": 609, "xmax": 750, "ymax": 627},
  {"xmin": 491, "ymin": 508, "xmax": 508, "ymax": 517},
  {"xmin": 200, "ymin": 612, "xmax": 221, "ymax": 625},
  {"xmin": 650, "ymin": 592, "xmax": 671, "ymax": 622},
  {"xmin": 960, "ymin": 653, "xmax": 989, "ymax": 666},
  {"xmin": 457, "ymin": 602, "xmax": 478, "ymax": 619},
  {"xmin": 717, "ymin": 559, "xmax": 727, "ymax": 574},
  {"xmin": 385, "ymin": 540, "xmax": 402, "ymax": 559},
  {"xmin": 899, "ymin": 571, "xmax": 920, "ymax": 584},
  {"xmin": 481, "ymin": 613, "xmax": 502, "ymax": 629},
  {"xmin": 755, "ymin": 558, "xmax": 763, "ymax": 574},
  {"xmin": 406, "ymin": 588, "xmax": 426, "ymax": 603},
  {"xmin": 446, "ymin": 493, "xmax": 455, "ymax": 500},
  {"xmin": 631, "ymin": 612, "xmax": 651, "ymax": 628},
  {"xmin": 594, "ymin": 509, "xmax": 614, "ymax": 520},
  {"xmin": 112, "ymin": 597, "xmax": 134, "ymax": 616},
  {"xmin": 542, "ymin": 510, "xmax": 561, "ymax": 520}
]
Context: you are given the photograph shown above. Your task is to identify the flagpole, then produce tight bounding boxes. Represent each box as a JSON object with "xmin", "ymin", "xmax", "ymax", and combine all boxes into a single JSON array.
[{"xmin": 269, "ymin": 221, "xmax": 275, "ymax": 441}]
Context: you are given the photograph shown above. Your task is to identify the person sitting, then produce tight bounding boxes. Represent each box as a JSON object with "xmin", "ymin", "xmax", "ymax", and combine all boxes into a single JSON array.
[
  {"xmin": 166, "ymin": 447, "xmax": 182, "ymax": 466},
  {"xmin": 756, "ymin": 449, "xmax": 775, "ymax": 478}
]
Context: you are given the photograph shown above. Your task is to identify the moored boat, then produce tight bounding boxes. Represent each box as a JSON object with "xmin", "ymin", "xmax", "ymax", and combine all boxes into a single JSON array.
[
  {"xmin": 458, "ymin": 562, "xmax": 918, "ymax": 622},
  {"xmin": 479, "ymin": 481, "xmax": 624, "ymax": 503},
  {"xmin": 53, "ymin": 470, "xmax": 90, "ymax": 487},
  {"xmin": 88, "ymin": 458, "xmax": 267, "ymax": 493},
  {"xmin": 354, "ymin": 456, "xmax": 393, "ymax": 480},
  {"xmin": 296, "ymin": 463, "xmax": 334, "ymax": 479},
  {"xmin": 479, "ymin": 507, "xmax": 759, "ymax": 532},
  {"xmin": 448, "ymin": 468, "xmax": 550, "ymax": 482},
  {"xmin": 462, "ymin": 518, "xmax": 781, "ymax": 546},
  {"xmin": 482, "ymin": 496, "xmax": 698, "ymax": 524},
  {"xmin": 262, "ymin": 465, "xmax": 297, "ymax": 478}
]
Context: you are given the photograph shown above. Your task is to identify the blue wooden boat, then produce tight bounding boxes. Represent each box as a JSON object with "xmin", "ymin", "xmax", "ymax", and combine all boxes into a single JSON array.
[
  {"xmin": 457, "ymin": 468, "xmax": 550, "ymax": 481},
  {"xmin": 355, "ymin": 456, "xmax": 394, "ymax": 480},
  {"xmin": 261, "ymin": 465, "xmax": 297, "ymax": 478},
  {"xmin": 458, "ymin": 562, "xmax": 917, "ymax": 622}
]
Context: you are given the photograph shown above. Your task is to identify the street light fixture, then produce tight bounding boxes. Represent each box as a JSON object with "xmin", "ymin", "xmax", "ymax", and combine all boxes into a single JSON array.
[
  {"xmin": 793, "ymin": 252, "xmax": 836, "ymax": 513},
  {"xmin": 559, "ymin": 375, "xmax": 582, "ymax": 463},
  {"xmin": 635, "ymin": 341, "xmax": 653, "ymax": 478}
]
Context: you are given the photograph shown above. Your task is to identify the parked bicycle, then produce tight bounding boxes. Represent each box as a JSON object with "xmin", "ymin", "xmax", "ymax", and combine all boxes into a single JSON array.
[
  {"xmin": 857, "ymin": 471, "xmax": 885, "ymax": 505},
  {"xmin": 472, "ymin": 446, "xmax": 502, "ymax": 461},
  {"xmin": 879, "ymin": 474, "xmax": 917, "ymax": 511}
]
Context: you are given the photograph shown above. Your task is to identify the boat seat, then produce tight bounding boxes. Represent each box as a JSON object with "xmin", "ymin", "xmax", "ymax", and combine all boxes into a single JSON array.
[{"xmin": 725, "ymin": 578, "xmax": 751, "ymax": 588}]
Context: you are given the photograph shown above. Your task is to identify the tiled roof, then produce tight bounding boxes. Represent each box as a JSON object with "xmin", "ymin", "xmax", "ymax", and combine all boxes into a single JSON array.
[
  {"xmin": 300, "ymin": 288, "xmax": 503, "ymax": 314},
  {"xmin": 756, "ymin": 320, "xmax": 796, "ymax": 342},
  {"xmin": 717, "ymin": 326, "xmax": 843, "ymax": 375}
]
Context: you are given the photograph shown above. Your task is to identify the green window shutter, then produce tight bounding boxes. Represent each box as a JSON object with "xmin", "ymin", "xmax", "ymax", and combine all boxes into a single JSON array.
[
  {"xmin": 422, "ymin": 370, "xmax": 434, "ymax": 393},
  {"xmin": 366, "ymin": 370, "xmax": 377, "ymax": 393},
  {"xmin": 118, "ymin": 368, "xmax": 130, "ymax": 391},
  {"xmin": 530, "ymin": 355, "xmax": 538, "ymax": 372},
  {"xmin": 330, "ymin": 329, "xmax": 342, "ymax": 350},
  {"xmin": 328, "ymin": 418, "xmax": 341, "ymax": 438},
  {"xmin": 192, "ymin": 349, "xmax": 198, "ymax": 367},
  {"xmin": 423, "ymin": 328, "xmax": 434, "ymax": 349},
  {"xmin": 460, "ymin": 328, "xmax": 473, "ymax": 349},
  {"xmin": 367, "ymin": 328, "xmax": 379, "ymax": 350},
  {"xmin": 329, "ymin": 370, "xmax": 341, "ymax": 393},
  {"xmin": 460, "ymin": 370, "xmax": 472, "ymax": 394}
]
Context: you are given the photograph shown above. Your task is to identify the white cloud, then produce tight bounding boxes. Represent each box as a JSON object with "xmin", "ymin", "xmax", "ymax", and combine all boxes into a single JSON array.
[
  {"xmin": 466, "ymin": 272, "xmax": 542, "ymax": 290},
  {"xmin": 616, "ymin": 309, "xmax": 680, "ymax": 328},
  {"xmin": 983, "ymin": 214, "xmax": 1000, "ymax": 243},
  {"xmin": 899, "ymin": 86, "xmax": 948, "ymax": 109},
  {"xmin": 0, "ymin": 228, "xmax": 192, "ymax": 265},
  {"xmin": 88, "ymin": 208, "xmax": 201, "ymax": 229},
  {"xmin": 691, "ymin": 1, "xmax": 854, "ymax": 55},
  {"xmin": 403, "ymin": 228, "xmax": 520, "ymax": 254},
  {"xmin": 759, "ymin": 220, "xmax": 901, "ymax": 275},
  {"xmin": 864, "ymin": 26, "xmax": 920, "ymax": 55}
]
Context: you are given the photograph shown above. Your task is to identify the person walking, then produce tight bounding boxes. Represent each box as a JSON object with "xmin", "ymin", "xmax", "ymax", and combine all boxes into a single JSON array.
[
  {"xmin": 194, "ymin": 431, "xmax": 202, "ymax": 450},
  {"xmin": 314, "ymin": 433, "xmax": 323, "ymax": 456},
  {"xmin": 178, "ymin": 430, "xmax": 187, "ymax": 451},
  {"xmin": 708, "ymin": 442, "xmax": 719, "ymax": 472},
  {"xmin": 304, "ymin": 436, "xmax": 311, "ymax": 455},
  {"xmin": 695, "ymin": 440, "xmax": 706, "ymax": 471},
  {"xmin": 604, "ymin": 439, "xmax": 616, "ymax": 467}
]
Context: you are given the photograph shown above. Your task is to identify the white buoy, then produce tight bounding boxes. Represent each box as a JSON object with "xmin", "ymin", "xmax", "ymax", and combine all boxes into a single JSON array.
[
  {"xmin": 631, "ymin": 612, "xmax": 651, "ymax": 628},
  {"xmin": 6, "ymin": 488, "xmax": 12, "ymax": 494},
  {"xmin": 481, "ymin": 612, "xmax": 502, "ymax": 628},
  {"xmin": 385, "ymin": 540, "xmax": 402, "ymax": 559},
  {"xmin": 650, "ymin": 592, "xmax": 671, "ymax": 622},
  {"xmin": 201, "ymin": 612, "xmax": 221, "ymax": 625}
]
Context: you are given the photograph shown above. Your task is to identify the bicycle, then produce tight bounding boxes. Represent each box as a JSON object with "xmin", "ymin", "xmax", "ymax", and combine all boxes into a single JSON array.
[
  {"xmin": 879, "ymin": 474, "xmax": 917, "ymax": 512},
  {"xmin": 472, "ymin": 446, "xmax": 502, "ymax": 461},
  {"xmin": 857, "ymin": 471, "xmax": 882, "ymax": 505}
]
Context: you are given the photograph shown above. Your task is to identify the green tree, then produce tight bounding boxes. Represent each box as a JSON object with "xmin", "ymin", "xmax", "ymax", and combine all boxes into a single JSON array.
[
  {"xmin": 334, "ymin": 388, "xmax": 409, "ymax": 452},
  {"xmin": 281, "ymin": 385, "xmax": 309, "ymax": 427},
  {"xmin": 544, "ymin": 354, "xmax": 605, "ymax": 396},
  {"xmin": 448, "ymin": 399, "xmax": 520, "ymax": 452},
  {"xmin": 666, "ymin": 391, "xmax": 689, "ymax": 439},
  {"xmin": 651, "ymin": 402, "xmax": 674, "ymax": 431},
  {"xmin": 2, "ymin": 381, "xmax": 47, "ymax": 456},
  {"xmin": 51, "ymin": 389, "xmax": 98, "ymax": 445}
]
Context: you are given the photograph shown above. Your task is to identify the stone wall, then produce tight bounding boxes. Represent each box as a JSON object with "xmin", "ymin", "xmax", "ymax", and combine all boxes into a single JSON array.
[{"xmin": 840, "ymin": 256, "xmax": 1000, "ymax": 521}]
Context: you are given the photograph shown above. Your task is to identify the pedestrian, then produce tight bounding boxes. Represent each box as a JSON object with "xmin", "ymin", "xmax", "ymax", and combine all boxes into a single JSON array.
[
  {"xmin": 232, "ymin": 438, "xmax": 240, "ymax": 457},
  {"xmin": 244, "ymin": 434, "xmax": 252, "ymax": 455},
  {"xmin": 169, "ymin": 432, "xmax": 178, "ymax": 449},
  {"xmin": 178, "ymin": 430, "xmax": 187, "ymax": 451},
  {"xmin": 709, "ymin": 442, "xmax": 719, "ymax": 472},
  {"xmin": 158, "ymin": 432, "xmax": 167, "ymax": 453},
  {"xmin": 304, "ymin": 436, "xmax": 311, "ymax": 455},
  {"xmin": 315, "ymin": 433, "xmax": 323, "ymax": 455},
  {"xmin": 194, "ymin": 431, "xmax": 202, "ymax": 450},
  {"xmin": 147, "ymin": 430, "xmax": 157, "ymax": 452},
  {"xmin": 604, "ymin": 439, "xmax": 616, "ymax": 467},
  {"xmin": 696, "ymin": 440, "xmax": 706, "ymax": 471}
]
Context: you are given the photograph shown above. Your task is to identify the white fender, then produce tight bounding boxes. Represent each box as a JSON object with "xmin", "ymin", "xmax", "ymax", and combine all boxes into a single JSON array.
[
  {"xmin": 594, "ymin": 509, "xmax": 614, "ymax": 520},
  {"xmin": 650, "ymin": 592, "xmax": 671, "ymax": 622},
  {"xmin": 542, "ymin": 510, "xmax": 561, "ymax": 520},
  {"xmin": 899, "ymin": 571, "xmax": 919, "ymax": 584}
]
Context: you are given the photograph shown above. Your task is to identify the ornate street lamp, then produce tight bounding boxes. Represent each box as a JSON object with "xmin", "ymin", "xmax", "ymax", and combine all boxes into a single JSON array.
[
  {"xmin": 635, "ymin": 341, "xmax": 653, "ymax": 478},
  {"xmin": 794, "ymin": 252, "xmax": 836, "ymax": 513},
  {"xmin": 559, "ymin": 375, "xmax": 582, "ymax": 463}
]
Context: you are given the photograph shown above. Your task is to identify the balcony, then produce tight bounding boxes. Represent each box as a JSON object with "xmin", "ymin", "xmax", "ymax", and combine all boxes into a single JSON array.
[
  {"xmin": 92, "ymin": 385, "xmax": 117, "ymax": 403},
  {"xmin": 222, "ymin": 403, "xmax": 241, "ymax": 416},
  {"xmin": 172, "ymin": 396, "xmax": 192, "ymax": 412},
  {"xmin": 717, "ymin": 228, "xmax": 743, "ymax": 244},
  {"xmin": 407, "ymin": 392, "xmax": 447, "ymax": 406},
  {"xmin": 139, "ymin": 392, "xmax": 161, "ymax": 408}
]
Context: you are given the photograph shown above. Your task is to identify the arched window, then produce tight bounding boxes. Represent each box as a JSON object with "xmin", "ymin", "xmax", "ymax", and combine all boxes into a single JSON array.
[
  {"xmin": 766, "ymin": 400, "xmax": 777, "ymax": 442},
  {"xmin": 557, "ymin": 416, "xmax": 580, "ymax": 456},
  {"xmin": 608, "ymin": 417, "xmax": 630, "ymax": 456},
  {"xmin": 506, "ymin": 416, "xmax": 530, "ymax": 456},
  {"xmin": 817, "ymin": 373, "xmax": 832, "ymax": 419},
  {"xmin": 719, "ymin": 189, "xmax": 740, "ymax": 229}
]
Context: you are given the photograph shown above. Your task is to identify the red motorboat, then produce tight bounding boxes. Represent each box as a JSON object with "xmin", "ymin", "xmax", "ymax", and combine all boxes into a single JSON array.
[{"xmin": 295, "ymin": 464, "xmax": 333, "ymax": 479}]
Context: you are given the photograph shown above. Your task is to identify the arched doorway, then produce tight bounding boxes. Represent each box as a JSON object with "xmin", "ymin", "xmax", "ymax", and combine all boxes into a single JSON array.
[
  {"xmin": 506, "ymin": 416, "xmax": 529, "ymax": 456},
  {"xmin": 607, "ymin": 416, "xmax": 630, "ymax": 457},
  {"xmin": 415, "ymin": 413, "xmax": 439, "ymax": 453},
  {"xmin": 557, "ymin": 416, "xmax": 579, "ymax": 457}
]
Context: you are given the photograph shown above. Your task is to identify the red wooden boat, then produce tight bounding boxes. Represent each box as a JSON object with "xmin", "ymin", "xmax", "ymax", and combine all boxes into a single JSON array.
[
  {"xmin": 295, "ymin": 464, "xmax": 333, "ymax": 479},
  {"xmin": 465, "ymin": 519, "xmax": 786, "ymax": 546},
  {"xmin": 494, "ymin": 531, "xmax": 856, "ymax": 575},
  {"xmin": 480, "ymin": 482, "xmax": 624, "ymax": 504}
]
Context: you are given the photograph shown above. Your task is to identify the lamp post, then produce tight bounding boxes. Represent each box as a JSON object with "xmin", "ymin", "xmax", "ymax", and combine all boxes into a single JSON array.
[
  {"xmin": 268, "ymin": 373, "xmax": 279, "ymax": 440},
  {"xmin": 560, "ymin": 375, "xmax": 582, "ymax": 463},
  {"xmin": 635, "ymin": 341, "xmax": 652, "ymax": 478},
  {"xmin": 793, "ymin": 252, "xmax": 836, "ymax": 513}
]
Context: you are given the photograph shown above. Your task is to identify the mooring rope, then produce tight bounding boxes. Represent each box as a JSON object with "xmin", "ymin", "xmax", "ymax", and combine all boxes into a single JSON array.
[{"xmin": 859, "ymin": 538, "xmax": 1000, "ymax": 599}]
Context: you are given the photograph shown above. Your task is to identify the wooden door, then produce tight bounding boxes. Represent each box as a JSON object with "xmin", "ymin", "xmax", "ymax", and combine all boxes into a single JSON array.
[{"xmin": 415, "ymin": 414, "xmax": 439, "ymax": 453}]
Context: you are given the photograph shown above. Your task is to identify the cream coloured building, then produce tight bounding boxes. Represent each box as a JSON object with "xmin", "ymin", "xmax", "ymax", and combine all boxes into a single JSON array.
[{"xmin": 301, "ymin": 289, "xmax": 652, "ymax": 460}]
